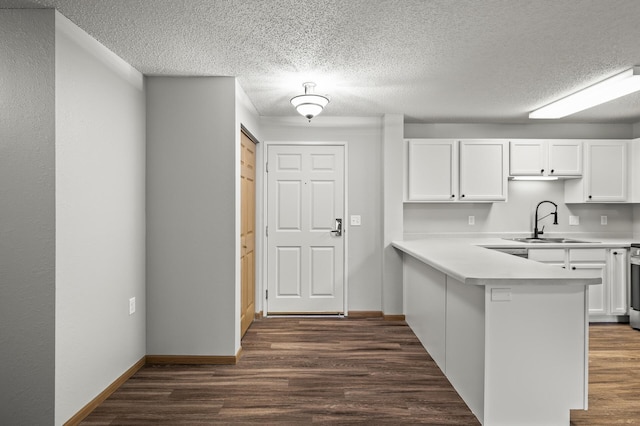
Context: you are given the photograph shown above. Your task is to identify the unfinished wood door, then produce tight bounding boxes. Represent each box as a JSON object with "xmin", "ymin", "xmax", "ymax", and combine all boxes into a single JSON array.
[{"xmin": 241, "ymin": 131, "xmax": 256, "ymax": 337}]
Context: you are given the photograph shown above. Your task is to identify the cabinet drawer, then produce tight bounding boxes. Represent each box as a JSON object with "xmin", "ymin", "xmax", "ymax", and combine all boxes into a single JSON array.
[
  {"xmin": 528, "ymin": 249, "xmax": 565, "ymax": 262},
  {"xmin": 569, "ymin": 248, "xmax": 607, "ymax": 262}
]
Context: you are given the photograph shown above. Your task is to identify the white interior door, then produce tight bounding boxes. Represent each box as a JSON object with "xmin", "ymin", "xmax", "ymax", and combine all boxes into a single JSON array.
[{"xmin": 266, "ymin": 144, "xmax": 345, "ymax": 314}]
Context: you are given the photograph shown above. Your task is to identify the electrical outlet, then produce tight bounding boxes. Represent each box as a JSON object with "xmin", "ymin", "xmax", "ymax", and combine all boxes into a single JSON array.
[
  {"xmin": 569, "ymin": 216, "xmax": 580, "ymax": 226},
  {"xmin": 129, "ymin": 297, "xmax": 136, "ymax": 315},
  {"xmin": 601, "ymin": 215, "xmax": 608, "ymax": 225},
  {"xmin": 468, "ymin": 216, "xmax": 475, "ymax": 225},
  {"xmin": 350, "ymin": 215, "xmax": 361, "ymax": 226}
]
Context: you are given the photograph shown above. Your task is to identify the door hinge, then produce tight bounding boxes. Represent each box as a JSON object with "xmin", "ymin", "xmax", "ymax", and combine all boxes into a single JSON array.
[
  {"xmin": 266, "ymin": 289, "xmax": 268, "ymax": 300},
  {"xmin": 266, "ymin": 162, "xmax": 269, "ymax": 173},
  {"xmin": 266, "ymin": 226, "xmax": 268, "ymax": 237}
]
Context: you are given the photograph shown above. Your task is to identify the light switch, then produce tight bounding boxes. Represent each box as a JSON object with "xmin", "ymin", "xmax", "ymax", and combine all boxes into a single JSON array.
[
  {"xmin": 601, "ymin": 215, "xmax": 608, "ymax": 225},
  {"xmin": 569, "ymin": 216, "xmax": 580, "ymax": 226},
  {"xmin": 350, "ymin": 215, "xmax": 361, "ymax": 226},
  {"xmin": 468, "ymin": 216, "xmax": 475, "ymax": 225}
]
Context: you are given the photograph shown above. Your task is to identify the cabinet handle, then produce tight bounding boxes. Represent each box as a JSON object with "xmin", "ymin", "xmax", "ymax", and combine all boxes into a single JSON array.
[
  {"xmin": 451, "ymin": 194, "xmax": 455, "ymax": 198},
  {"xmin": 550, "ymin": 169, "xmax": 555, "ymax": 174},
  {"xmin": 540, "ymin": 169, "xmax": 544, "ymax": 174},
  {"xmin": 588, "ymin": 195, "xmax": 592, "ymax": 199},
  {"xmin": 572, "ymin": 266, "xmax": 576, "ymax": 270},
  {"xmin": 613, "ymin": 251, "xmax": 618, "ymax": 255},
  {"xmin": 461, "ymin": 194, "xmax": 465, "ymax": 198}
]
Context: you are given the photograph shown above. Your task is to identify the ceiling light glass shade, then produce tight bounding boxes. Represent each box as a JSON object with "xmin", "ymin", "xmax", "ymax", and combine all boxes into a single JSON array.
[
  {"xmin": 291, "ymin": 82, "xmax": 330, "ymax": 121},
  {"xmin": 530, "ymin": 67, "xmax": 640, "ymax": 119}
]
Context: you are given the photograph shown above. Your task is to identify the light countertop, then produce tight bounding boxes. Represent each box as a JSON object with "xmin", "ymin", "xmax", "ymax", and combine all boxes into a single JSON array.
[{"xmin": 391, "ymin": 237, "xmax": 618, "ymax": 286}]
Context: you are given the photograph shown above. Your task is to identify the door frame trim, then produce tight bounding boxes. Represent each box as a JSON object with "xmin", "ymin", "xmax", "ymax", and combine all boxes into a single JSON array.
[{"xmin": 261, "ymin": 141, "xmax": 348, "ymax": 316}]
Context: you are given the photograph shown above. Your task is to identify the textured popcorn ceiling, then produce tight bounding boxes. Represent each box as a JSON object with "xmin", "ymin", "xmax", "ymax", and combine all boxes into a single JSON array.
[{"xmin": 5, "ymin": 0, "xmax": 640, "ymax": 123}]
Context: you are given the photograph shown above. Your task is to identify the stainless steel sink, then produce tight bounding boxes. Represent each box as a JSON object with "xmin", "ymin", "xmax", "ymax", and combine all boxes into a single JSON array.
[{"xmin": 502, "ymin": 237, "xmax": 598, "ymax": 244}]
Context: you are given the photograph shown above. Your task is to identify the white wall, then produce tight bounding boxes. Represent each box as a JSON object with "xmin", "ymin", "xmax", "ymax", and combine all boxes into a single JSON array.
[
  {"xmin": 146, "ymin": 77, "xmax": 238, "ymax": 356},
  {"xmin": 0, "ymin": 9, "xmax": 56, "ymax": 424},
  {"xmin": 382, "ymin": 114, "xmax": 405, "ymax": 315},
  {"xmin": 405, "ymin": 180, "xmax": 633, "ymax": 238},
  {"xmin": 55, "ymin": 13, "xmax": 146, "ymax": 424},
  {"xmin": 260, "ymin": 117, "xmax": 384, "ymax": 312},
  {"xmin": 405, "ymin": 122, "xmax": 634, "ymax": 140}
]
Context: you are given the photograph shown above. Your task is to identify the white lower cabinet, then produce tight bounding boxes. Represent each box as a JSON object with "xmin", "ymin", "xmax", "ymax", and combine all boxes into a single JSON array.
[
  {"xmin": 609, "ymin": 249, "xmax": 628, "ymax": 315},
  {"xmin": 529, "ymin": 247, "xmax": 628, "ymax": 321}
]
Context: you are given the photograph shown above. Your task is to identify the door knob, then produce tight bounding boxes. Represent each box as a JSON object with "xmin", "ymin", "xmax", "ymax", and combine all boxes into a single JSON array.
[{"xmin": 330, "ymin": 218, "xmax": 343, "ymax": 236}]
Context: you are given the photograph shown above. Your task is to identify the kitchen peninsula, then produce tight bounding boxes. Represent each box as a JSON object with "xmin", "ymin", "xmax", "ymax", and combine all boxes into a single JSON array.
[{"xmin": 392, "ymin": 239, "xmax": 602, "ymax": 426}]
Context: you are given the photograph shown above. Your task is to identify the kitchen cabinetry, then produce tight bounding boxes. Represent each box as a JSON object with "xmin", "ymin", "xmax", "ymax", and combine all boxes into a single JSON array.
[
  {"xmin": 565, "ymin": 140, "xmax": 628, "ymax": 203},
  {"xmin": 608, "ymin": 249, "xmax": 628, "ymax": 315},
  {"xmin": 529, "ymin": 247, "xmax": 628, "ymax": 320},
  {"xmin": 406, "ymin": 139, "xmax": 507, "ymax": 202},
  {"xmin": 569, "ymin": 249, "xmax": 608, "ymax": 317},
  {"xmin": 630, "ymin": 138, "xmax": 640, "ymax": 202},
  {"xmin": 407, "ymin": 139, "xmax": 457, "ymax": 201},
  {"xmin": 459, "ymin": 140, "xmax": 507, "ymax": 201},
  {"xmin": 510, "ymin": 140, "xmax": 582, "ymax": 177}
]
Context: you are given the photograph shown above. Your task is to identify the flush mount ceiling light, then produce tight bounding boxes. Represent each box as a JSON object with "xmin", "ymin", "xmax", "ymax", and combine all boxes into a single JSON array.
[
  {"xmin": 290, "ymin": 82, "xmax": 330, "ymax": 121},
  {"xmin": 529, "ymin": 66, "xmax": 640, "ymax": 119}
]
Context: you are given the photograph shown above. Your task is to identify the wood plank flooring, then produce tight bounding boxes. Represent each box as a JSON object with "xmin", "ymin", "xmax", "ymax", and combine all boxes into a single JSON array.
[
  {"xmin": 81, "ymin": 318, "xmax": 479, "ymax": 425},
  {"xmin": 80, "ymin": 319, "xmax": 640, "ymax": 425},
  {"xmin": 570, "ymin": 323, "xmax": 640, "ymax": 425}
]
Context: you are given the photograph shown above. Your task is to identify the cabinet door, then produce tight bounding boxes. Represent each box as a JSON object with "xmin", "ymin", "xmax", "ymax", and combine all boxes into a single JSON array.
[
  {"xmin": 609, "ymin": 249, "xmax": 628, "ymax": 315},
  {"xmin": 459, "ymin": 140, "xmax": 507, "ymax": 201},
  {"xmin": 548, "ymin": 140, "xmax": 582, "ymax": 176},
  {"xmin": 585, "ymin": 141, "xmax": 628, "ymax": 202},
  {"xmin": 509, "ymin": 140, "xmax": 546, "ymax": 176},
  {"xmin": 407, "ymin": 140, "xmax": 457, "ymax": 201},
  {"xmin": 571, "ymin": 263, "xmax": 607, "ymax": 315}
]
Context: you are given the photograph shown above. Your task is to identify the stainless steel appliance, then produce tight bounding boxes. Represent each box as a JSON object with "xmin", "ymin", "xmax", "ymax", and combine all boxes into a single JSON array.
[{"xmin": 630, "ymin": 244, "xmax": 640, "ymax": 330}]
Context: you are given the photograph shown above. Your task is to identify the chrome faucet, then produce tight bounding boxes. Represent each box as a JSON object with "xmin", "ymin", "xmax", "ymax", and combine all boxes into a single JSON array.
[{"xmin": 533, "ymin": 200, "xmax": 558, "ymax": 239}]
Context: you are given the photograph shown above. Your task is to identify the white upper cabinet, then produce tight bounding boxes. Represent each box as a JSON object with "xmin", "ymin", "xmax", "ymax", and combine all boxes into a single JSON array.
[
  {"xmin": 406, "ymin": 139, "xmax": 507, "ymax": 202},
  {"xmin": 629, "ymin": 138, "xmax": 640, "ymax": 202},
  {"xmin": 548, "ymin": 140, "xmax": 582, "ymax": 176},
  {"xmin": 510, "ymin": 140, "xmax": 581, "ymax": 177},
  {"xmin": 407, "ymin": 139, "xmax": 457, "ymax": 201},
  {"xmin": 459, "ymin": 140, "xmax": 507, "ymax": 201},
  {"xmin": 509, "ymin": 140, "xmax": 545, "ymax": 176},
  {"xmin": 565, "ymin": 140, "xmax": 628, "ymax": 203}
]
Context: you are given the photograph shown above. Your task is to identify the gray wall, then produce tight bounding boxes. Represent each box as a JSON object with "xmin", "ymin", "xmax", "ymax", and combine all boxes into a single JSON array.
[
  {"xmin": 54, "ymin": 13, "xmax": 146, "ymax": 424},
  {"xmin": 146, "ymin": 77, "xmax": 238, "ymax": 356},
  {"xmin": 234, "ymin": 80, "xmax": 261, "ymax": 348},
  {"xmin": 0, "ymin": 9, "xmax": 56, "ymax": 424},
  {"xmin": 260, "ymin": 117, "xmax": 384, "ymax": 312}
]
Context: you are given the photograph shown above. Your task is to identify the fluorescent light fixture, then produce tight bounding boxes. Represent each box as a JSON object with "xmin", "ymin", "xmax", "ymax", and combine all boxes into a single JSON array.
[
  {"xmin": 529, "ymin": 67, "xmax": 640, "ymax": 119},
  {"xmin": 511, "ymin": 176, "xmax": 559, "ymax": 181}
]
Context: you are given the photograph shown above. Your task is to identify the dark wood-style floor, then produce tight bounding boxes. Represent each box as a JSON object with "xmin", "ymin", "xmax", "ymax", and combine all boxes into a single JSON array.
[{"xmin": 81, "ymin": 319, "xmax": 640, "ymax": 425}]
